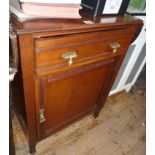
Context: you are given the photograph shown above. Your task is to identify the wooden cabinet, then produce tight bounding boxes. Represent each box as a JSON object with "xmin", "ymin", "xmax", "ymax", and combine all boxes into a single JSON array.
[{"xmin": 10, "ymin": 13, "xmax": 143, "ymax": 153}]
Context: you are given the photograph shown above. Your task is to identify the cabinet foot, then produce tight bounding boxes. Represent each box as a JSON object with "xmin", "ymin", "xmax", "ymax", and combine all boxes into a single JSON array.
[
  {"xmin": 29, "ymin": 145, "xmax": 36, "ymax": 154},
  {"xmin": 93, "ymin": 111, "xmax": 99, "ymax": 118}
]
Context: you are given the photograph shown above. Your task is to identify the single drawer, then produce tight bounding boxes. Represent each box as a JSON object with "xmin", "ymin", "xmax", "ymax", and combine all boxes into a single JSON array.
[{"xmin": 34, "ymin": 30, "xmax": 134, "ymax": 76}]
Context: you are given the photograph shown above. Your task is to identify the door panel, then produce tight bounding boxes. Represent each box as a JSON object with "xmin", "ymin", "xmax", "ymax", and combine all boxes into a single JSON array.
[{"xmin": 41, "ymin": 58, "xmax": 115, "ymax": 137}]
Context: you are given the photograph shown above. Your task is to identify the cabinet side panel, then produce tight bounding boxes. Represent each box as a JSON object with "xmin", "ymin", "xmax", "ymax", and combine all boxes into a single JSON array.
[{"xmin": 11, "ymin": 61, "xmax": 27, "ymax": 127}]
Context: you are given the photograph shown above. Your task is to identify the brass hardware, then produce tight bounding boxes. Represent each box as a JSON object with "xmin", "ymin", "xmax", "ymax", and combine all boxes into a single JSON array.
[
  {"xmin": 40, "ymin": 109, "xmax": 46, "ymax": 123},
  {"xmin": 110, "ymin": 42, "xmax": 120, "ymax": 53},
  {"xmin": 61, "ymin": 51, "xmax": 77, "ymax": 66}
]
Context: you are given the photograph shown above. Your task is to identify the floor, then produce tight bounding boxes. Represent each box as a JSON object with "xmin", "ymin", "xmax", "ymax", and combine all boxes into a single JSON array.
[{"xmin": 12, "ymin": 69, "xmax": 146, "ymax": 155}]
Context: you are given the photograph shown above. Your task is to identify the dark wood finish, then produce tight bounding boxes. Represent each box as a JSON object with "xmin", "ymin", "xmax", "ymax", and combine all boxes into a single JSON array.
[
  {"xmin": 10, "ymin": 13, "xmax": 142, "ymax": 35},
  {"xmin": 42, "ymin": 58, "xmax": 114, "ymax": 138},
  {"xmin": 35, "ymin": 34, "xmax": 133, "ymax": 76},
  {"xmin": 10, "ymin": 13, "xmax": 143, "ymax": 153},
  {"xmin": 34, "ymin": 25, "xmax": 136, "ymax": 49},
  {"xmin": 18, "ymin": 34, "xmax": 37, "ymax": 154}
]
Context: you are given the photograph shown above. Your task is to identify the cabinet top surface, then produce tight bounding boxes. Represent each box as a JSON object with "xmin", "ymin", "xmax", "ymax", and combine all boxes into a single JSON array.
[{"xmin": 10, "ymin": 12, "xmax": 142, "ymax": 35}]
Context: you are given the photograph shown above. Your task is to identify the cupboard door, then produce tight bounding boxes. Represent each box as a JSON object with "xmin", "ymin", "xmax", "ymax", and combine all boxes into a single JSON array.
[{"xmin": 39, "ymin": 58, "xmax": 115, "ymax": 138}]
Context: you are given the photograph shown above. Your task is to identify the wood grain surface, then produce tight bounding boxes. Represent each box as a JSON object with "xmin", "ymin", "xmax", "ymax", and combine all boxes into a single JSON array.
[
  {"xmin": 10, "ymin": 13, "xmax": 143, "ymax": 153},
  {"xmin": 13, "ymin": 91, "xmax": 145, "ymax": 155}
]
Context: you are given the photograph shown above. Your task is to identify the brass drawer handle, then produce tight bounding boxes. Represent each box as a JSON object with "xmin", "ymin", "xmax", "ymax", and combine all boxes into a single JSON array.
[
  {"xmin": 61, "ymin": 51, "xmax": 77, "ymax": 66},
  {"xmin": 110, "ymin": 42, "xmax": 121, "ymax": 53}
]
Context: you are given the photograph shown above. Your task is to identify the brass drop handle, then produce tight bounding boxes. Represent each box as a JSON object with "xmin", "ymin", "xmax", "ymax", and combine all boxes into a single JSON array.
[
  {"xmin": 40, "ymin": 109, "xmax": 46, "ymax": 123},
  {"xmin": 110, "ymin": 42, "xmax": 121, "ymax": 53},
  {"xmin": 61, "ymin": 51, "xmax": 77, "ymax": 66}
]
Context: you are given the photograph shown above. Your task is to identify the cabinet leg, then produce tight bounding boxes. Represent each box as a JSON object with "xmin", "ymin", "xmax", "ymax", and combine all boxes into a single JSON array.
[
  {"xmin": 93, "ymin": 112, "xmax": 99, "ymax": 118},
  {"xmin": 93, "ymin": 109, "xmax": 100, "ymax": 118},
  {"xmin": 29, "ymin": 144, "xmax": 36, "ymax": 154}
]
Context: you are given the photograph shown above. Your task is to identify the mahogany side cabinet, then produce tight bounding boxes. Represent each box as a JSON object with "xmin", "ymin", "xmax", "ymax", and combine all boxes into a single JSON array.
[{"xmin": 10, "ymin": 13, "xmax": 143, "ymax": 153}]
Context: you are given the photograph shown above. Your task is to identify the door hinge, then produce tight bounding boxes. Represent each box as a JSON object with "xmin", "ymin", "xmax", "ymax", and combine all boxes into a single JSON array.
[{"xmin": 40, "ymin": 109, "xmax": 46, "ymax": 123}]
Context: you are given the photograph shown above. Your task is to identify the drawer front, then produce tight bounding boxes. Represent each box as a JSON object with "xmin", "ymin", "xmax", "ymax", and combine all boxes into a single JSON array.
[{"xmin": 34, "ymin": 29, "xmax": 134, "ymax": 76}]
